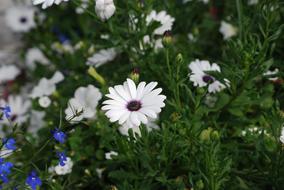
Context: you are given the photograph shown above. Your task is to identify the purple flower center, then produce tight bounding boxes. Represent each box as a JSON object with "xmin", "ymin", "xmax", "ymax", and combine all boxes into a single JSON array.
[
  {"xmin": 202, "ymin": 75, "xmax": 214, "ymax": 83},
  {"xmin": 127, "ymin": 100, "xmax": 141, "ymax": 111},
  {"xmin": 20, "ymin": 17, "xmax": 27, "ymax": 23}
]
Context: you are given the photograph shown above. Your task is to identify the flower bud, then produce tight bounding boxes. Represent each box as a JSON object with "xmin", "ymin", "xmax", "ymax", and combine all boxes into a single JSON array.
[
  {"xmin": 196, "ymin": 180, "xmax": 204, "ymax": 190},
  {"xmin": 176, "ymin": 53, "xmax": 184, "ymax": 65},
  {"xmin": 129, "ymin": 68, "xmax": 140, "ymax": 84},
  {"xmin": 162, "ymin": 30, "xmax": 173, "ymax": 47},
  {"xmin": 88, "ymin": 67, "xmax": 106, "ymax": 86}
]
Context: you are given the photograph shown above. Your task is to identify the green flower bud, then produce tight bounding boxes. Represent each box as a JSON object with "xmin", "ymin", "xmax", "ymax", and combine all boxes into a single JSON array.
[{"xmin": 162, "ymin": 30, "xmax": 173, "ymax": 47}]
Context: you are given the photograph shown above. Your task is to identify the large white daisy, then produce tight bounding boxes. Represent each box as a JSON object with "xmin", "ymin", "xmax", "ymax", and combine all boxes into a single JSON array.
[
  {"xmin": 189, "ymin": 59, "xmax": 229, "ymax": 93},
  {"xmin": 102, "ymin": 79, "xmax": 166, "ymax": 128},
  {"xmin": 65, "ymin": 85, "xmax": 102, "ymax": 122},
  {"xmin": 95, "ymin": 0, "xmax": 116, "ymax": 21},
  {"xmin": 33, "ymin": 0, "xmax": 69, "ymax": 9},
  {"xmin": 4, "ymin": 6, "xmax": 36, "ymax": 33}
]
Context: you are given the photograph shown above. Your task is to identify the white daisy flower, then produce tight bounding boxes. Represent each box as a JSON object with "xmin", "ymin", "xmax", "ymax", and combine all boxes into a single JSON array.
[
  {"xmin": 263, "ymin": 68, "xmax": 279, "ymax": 81},
  {"xmin": 146, "ymin": 10, "xmax": 175, "ymax": 35},
  {"xmin": 0, "ymin": 95, "xmax": 31, "ymax": 125},
  {"xmin": 30, "ymin": 71, "xmax": 64, "ymax": 99},
  {"xmin": 280, "ymin": 127, "xmax": 284, "ymax": 144},
  {"xmin": 0, "ymin": 65, "xmax": 20, "ymax": 84},
  {"xmin": 4, "ymin": 6, "xmax": 36, "ymax": 32},
  {"xmin": 219, "ymin": 21, "xmax": 237, "ymax": 40},
  {"xmin": 33, "ymin": 0, "xmax": 69, "ymax": 9},
  {"xmin": 188, "ymin": 59, "xmax": 230, "ymax": 93},
  {"xmin": 65, "ymin": 85, "xmax": 102, "ymax": 122},
  {"xmin": 102, "ymin": 79, "xmax": 166, "ymax": 128},
  {"xmin": 54, "ymin": 157, "xmax": 73, "ymax": 175},
  {"xmin": 25, "ymin": 47, "xmax": 49, "ymax": 70},
  {"xmin": 248, "ymin": 0, "xmax": 258, "ymax": 5},
  {"xmin": 38, "ymin": 96, "xmax": 51, "ymax": 108},
  {"xmin": 105, "ymin": 151, "xmax": 118, "ymax": 160},
  {"xmin": 95, "ymin": 0, "xmax": 116, "ymax": 21},
  {"xmin": 86, "ymin": 48, "xmax": 117, "ymax": 67}
]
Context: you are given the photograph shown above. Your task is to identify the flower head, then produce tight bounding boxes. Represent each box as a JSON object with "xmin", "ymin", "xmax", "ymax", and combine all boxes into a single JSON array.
[
  {"xmin": 52, "ymin": 129, "xmax": 66, "ymax": 144},
  {"xmin": 86, "ymin": 48, "xmax": 117, "ymax": 67},
  {"xmin": 57, "ymin": 152, "xmax": 67, "ymax": 166},
  {"xmin": 26, "ymin": 171, "xmax": 42, "ymax": 190},
  {"xmin": 54, "ymin": 157, "xmax": 73, "ymax": 175},
  {"xmin": 188, "ymin": 59, "xmax": 230, "ymax": 93},
  {"xmin": 0, "ymin": 106, "xmax": 11, "ymax": 119},
  {"xmin": 219, "ymin": 21, "xmax": 237, "ymax": 40},
  {"xmin": 33, "ymin": 0, "xmax": 69, "ymax": 9},
  {"xmin": 102, "ymin": 79, "xmax": 166, "ymax": 128},
  {"xmin": 2, "ymin": 138, "xmax": 16, "ymax": 151},
  {"xmin": 0, "ymin": 65, "xmax": 20, "ymax": 84},
  {"xmin": 95, "ymin": 0, "xmax": 116, "ymax": 21},
  {"xmin": 146, "ymin": 10, "xmax": 175, "ymax": 35}
]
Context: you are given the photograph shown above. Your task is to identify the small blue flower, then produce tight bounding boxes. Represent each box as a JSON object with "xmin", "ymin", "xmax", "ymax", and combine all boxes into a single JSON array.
[
  {"xmin": 0, "ymin": 158, "xmax": 13, "ymax": 174},
  {"xmin": 57, "ymin": 151, "xmax": 67, "ymax": 166},
  {"xmin": 52, "ymin": 128, "xmax": 66, "ymax": 144},
  {"xmin": 2, "ymin": 138, "xmax": 16, "ymax": 151},
  {"xmin": 0, "ymin": 106, "xmax": 11, "ymax": 119},
  {"xmin": 26, "ymin": 171, "xmax": 42, "ymax": 190}
]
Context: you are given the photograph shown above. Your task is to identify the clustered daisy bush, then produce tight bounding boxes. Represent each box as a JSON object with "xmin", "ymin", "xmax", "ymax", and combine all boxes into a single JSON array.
[{"xmin": 0, "ymin": 0, "xmax": 284, "ymax": 189}]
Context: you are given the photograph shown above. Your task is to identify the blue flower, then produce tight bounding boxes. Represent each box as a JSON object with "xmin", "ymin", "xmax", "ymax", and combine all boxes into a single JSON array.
[
  {"xmin": 52, "ymin": 129, "xmax": 66, "ymax": 144},
  {"xmin": 26, "ymin": 171, "xmax": 42, "ymax": 190},
  {"xmin": 0, "ymin": 158, "xmax": 13, "ymax": 184},
  {"xmin": 57, "ymin": 151, "xmax": 67, "ymax": 166},
  {"xmin": 2, "ymin": 138, "xmax": 16, "ymax": 151},
  {"xmin": 0, "ymin": 106, "xmax": 11, "ymax": 119}
]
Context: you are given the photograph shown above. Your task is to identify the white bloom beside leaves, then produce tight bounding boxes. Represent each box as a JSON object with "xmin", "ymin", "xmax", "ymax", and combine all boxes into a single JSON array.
[
  {"xmin": 0, "ymin": 65, "xmax": 20, "ymax": 84},
  {"xmin": 54, "ymin": 157, "xmax": 73, "ymax": 175},
  {"xmin": 25, "ymin": 47, "xmax": 49, "ymax": 70},
  {"xmin": 86, "ymin": 48, "xmax": 117, "ymax": 67},
  {"xmin": 95, "ymin": 0, "xmax": 116, "ymax": 21},
  {"xmin": 33, "ymin": 0, "xmax": 69, "ymax": 9},
  {"xmin": 280, "ymin": 127, "xmax": 284, "ymax": 144},
  {"xmin": 102, "ymin": 79, "xmax": 166, "ymax": 129},
  {"xmin": 38, "ymin": 96, "xmax": 51, "ymax": 108},
  {"xmin": 65, "ymin": 85, "xmax": 102, "ymax": 122},
  {"xmin": 30, "ymin": 71, "xmax": 64, "ymax": 99},
  {"xmin": 219, "ymin": 21, "xmax": 237, "ymax": 40},
  {"xmin": 263, "ymin": 68, "xmax": 279, "ymax": 81},
  {"xmin": 4, "ymin": 6, "xmax": 36, "ymax": 32},
  {"xmin": 188, "ymin": 59, "xmax": 230, "ymax": 93},
  {"xmin": 105, "ymin": 151, "xmax": 118, "ymax": 160},
  {"xmin": 146, "ymin": 10, "xmax": 175, "ymax": 35}
]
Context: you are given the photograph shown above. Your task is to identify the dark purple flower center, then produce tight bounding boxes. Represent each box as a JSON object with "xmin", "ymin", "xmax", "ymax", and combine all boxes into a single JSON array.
[
  {"xmin": 202, "ymin": 75, "xmax": 214, "ymax": 83},
  {"xmin": 20, "ymin": 17, "xmax": 27, "ymax": 23},
  {"xmin": 127, "ymin": 100, "xmax": 141, "ymax": 111}
]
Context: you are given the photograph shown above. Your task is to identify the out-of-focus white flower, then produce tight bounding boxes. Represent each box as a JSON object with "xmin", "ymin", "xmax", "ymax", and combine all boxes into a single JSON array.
[
  {"xmin": 95, "ymin": 0, "xmax": 116, "ymax": 21},
  {"xmin": 51, "ymin": 42, "xmax": 74, "ymax": 54},
  {"xmin": 219, "ymin": 21, "xmax": 237, "ymax": 40},
  {"xmin": 248, "ymin": 0, "xmax": 258, "ymax": 5},
  {"xmin": 38, "ymin": 96, "xmax": 51, "ymax": 108},
  {"xmin": 54, "ymin": 157, "xmax": 73, "ymax": 175},
  {"xmin": 86, "ymin": 48, "xmax": 117, "ymax": 67},
  {"xmin": 65, "ymin": 85, "xmax": 102, "ymax": 122},
  {"xmin": 33, "ymin": 0, "xmax": 69, "ymax": 9},
  {"xmin": 0, "ymin": 149, "xmax": 13, "ymax": 158},
  {"xmin": 105, "ymin": 151, "xmax": 118, "ymax": 160},
  {"xmin": 30, "ymin": 71, "xmax": 64, "ymax": 99},
  {"xmin": 280, "ymin": 127, "xmax": 284, "ymax": 144},
  {"xmin": 102, "ymin": 79, "xmax": 166, "ymax": 128},
  {"xmin": 0, "ymin": 65, "xmax": 20, "ymax": 84},
  {"xmin": 5, "ymin": 6, "xmax": 36, "ymax": 32},
  {"xmin": 28, "ymin": 110, "xmax": 46, "ymax": 134},
  {"xmin": 263, "ymin": 68, "xmax": 279, "ymax": 81},
  {"xmin": 76, "ymin": 0, "xmax": 89, "ymax": 14},
  {"xmin": 146, "ymin": 10, "xmax": 175, "ymax": 35},
  {"xmin": 183, "ymin": 0, "xmax": 209, "ymax": 3},
  {"xmin": 96, "ymin": 168, "xmax": 105, "ymax": 179},
  {"xmin": 0, "ymin": 95, "xmax": 31, "ymax": 125},
  {"xmin": 188, "ymin": 59, "xmax": 230, "ymax": 93},
  {"xmin": 25, "ymin": 47, "xmax": 49, "ymax": 70},
  {"xmin": 204, "ymin": 94, "xmax": 218, "ymax": 108}
]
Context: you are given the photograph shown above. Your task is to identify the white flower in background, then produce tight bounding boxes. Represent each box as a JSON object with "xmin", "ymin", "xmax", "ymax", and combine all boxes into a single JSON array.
[
  {"xmin": 86, "ymin": 48, "xmax": 117, "ymax": 67},
  {"xmin": 146, "ymin": 10, "xmax": 175, "ymax": 35},
  {"xmin": 188, "ymin": 59, "xmax": 230, "ymax": 93},
  {"xmin": 96, "ymin": 168, "xmax": 105, "ymax": 179},
  {"xmin": 0, "ymin": 95, "xmax": 31, "ymax": 125},
  {"xmin": 54, "ymin": 157, "xmax": 73, "ymax": 175},
  {"xmin": 38, "ymin": 96, "xmax": 51, "ymax": 108},
  {"xmin": 25, "ymin": 47, "xmax": 49, "ymax": 70},
  {"xmin": 65, "ymin": 85, "xmax": 102, "ymax": 122},
  {"xmin": 280, "ymin": 127, "xmax": 284, "ymax": 144},
  {"xmin": 51, "ymin": 42, "xmax": 74, "ymax": 54},
  {"xmin": 30, "ymin": 71, "xmax": 64, "ymax": 99},
  {"xmin": 183, "ymin": 0, "xmax": 209, "ymax": 3},
  {"xmin": 0, "ymin": 149, "xmax": 13, "ymax": 158},
  {"xmin": 248, "ymin": 0, "xmax": 258, "ymax": 5},
  {"xmin": 263, "ymin": 68, "xmax": 279, "ymax": 81},
  {"xmin": 105, "ymin": 151, "xmax": 118, "ymax": 160},
  {"xmin": 102, "ymin": 79, "xmax": 166, "ymax": 128},
  {"xmin": 119, "ymin": 118, "xmax": 160, "ymax": 136},
  {"xmin": 95, "ymin": 0, "xmax": 116, "ymax": 21},
  {"xmin": 0, "ymin": 65, "xmax": 20, "ymax": 84},
  {"xmin": 219, "ymin": 21, "xmax": 237, "ymax": 40},
  {"xmin": 204, "ymin": 94, "xmax": 218, "ymax": 108},
  {"xmin": 28, "ymin": 110, "xmax": 46, "ymax": 134},
  {"xmin": 4, "ymin": 6, "xmax": 36, "ymax": 32},
  {"xmin": 76, "ymin": 0, "xmax": 89, "ymax": 14},
  {"xmin": 33, "ymin": 0, "xmax": 69, "ymax": 9}
]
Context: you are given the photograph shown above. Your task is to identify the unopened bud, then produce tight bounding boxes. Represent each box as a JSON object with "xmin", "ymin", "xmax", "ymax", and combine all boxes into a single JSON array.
[
  {"xmin": 162, "ymin": 30, "xmax": 173, "ymax": 47},
  {"xmin": 88, "ymin": 67, "xmax": 106, "ymax": 86},
  {"xmin": 176, "ymin": 53, "xmax": 184, "ymax": 65},
  {"xmin": 130, "ymin": 68, "xmax": 140, "ymax": 83}
]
